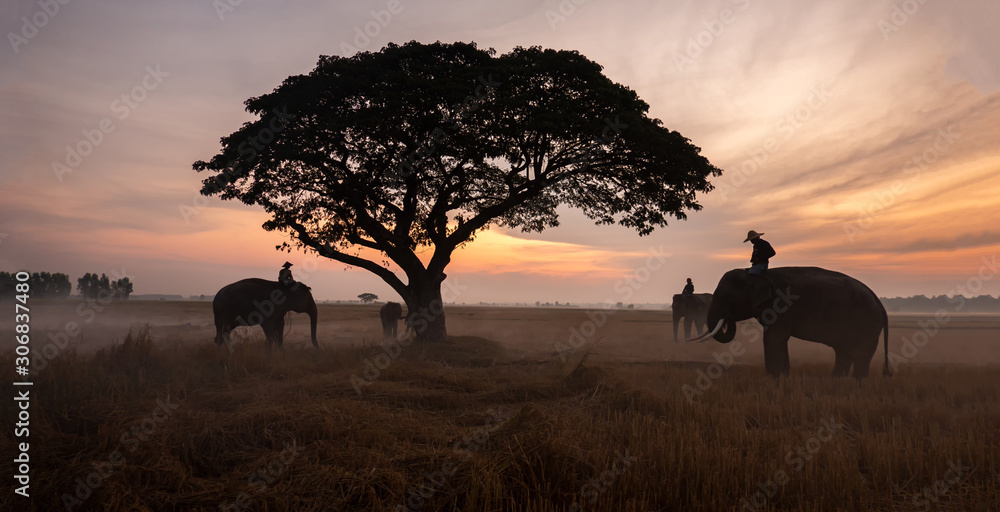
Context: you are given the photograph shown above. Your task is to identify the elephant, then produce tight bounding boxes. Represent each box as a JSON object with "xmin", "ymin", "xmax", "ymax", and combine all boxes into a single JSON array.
[
  {"xmin": 671, "ymin": 293, "xmax": 713, "ymax": 342},
  {"xmin": 213, "ymin": 278, "xmax": 318, "ymax": 349},
  {"xmin": 692, "ymin": 267, "xmax": 889, "ymax": 378},
  {"xmin": 379, "ymin": 302, "xmax": 405, "ymax": 340}
]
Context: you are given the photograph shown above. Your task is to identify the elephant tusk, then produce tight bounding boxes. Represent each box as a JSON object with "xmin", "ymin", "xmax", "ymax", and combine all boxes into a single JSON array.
[{"xmin": 687, "ymin": 319, "xmax": 724, "ymax": 343}]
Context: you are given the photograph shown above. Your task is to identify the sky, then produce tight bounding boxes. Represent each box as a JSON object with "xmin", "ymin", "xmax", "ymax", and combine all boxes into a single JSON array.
[{"xmin": 1, "ymin": 0, "xmax": 998, "ymax": 304}]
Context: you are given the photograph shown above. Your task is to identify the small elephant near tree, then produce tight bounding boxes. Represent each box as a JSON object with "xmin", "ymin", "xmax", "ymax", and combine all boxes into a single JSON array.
[
  {"xmin": 379, "ymin": 302, "xmax": 405, "ymax": 340},
  {"xmin": 671, "ymin": 293, "xmax": 713, "ymax": 342},
  {"xmin": 213, "ymin": 278, "xmax": 318, "ymax": 349},
  {"xmin": 693, "ymin": 267, "xmax": 889, "ymax": 378}
]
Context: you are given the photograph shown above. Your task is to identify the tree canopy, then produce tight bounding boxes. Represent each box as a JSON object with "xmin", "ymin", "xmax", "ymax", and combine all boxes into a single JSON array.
[
  {"xmin": 77, "ymin": 273, "xmax": 133, "ymax": 300},
  {"xmin": 194, "ymin": 41, "xmax": 722, "ymax": 341},
  {"xmin": 0, "ymin": 272, "xmax": 72, "ymax": 298}
]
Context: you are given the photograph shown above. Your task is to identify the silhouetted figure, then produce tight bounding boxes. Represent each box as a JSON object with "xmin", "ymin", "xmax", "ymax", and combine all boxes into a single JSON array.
[
  {"xmin": 278, "ymin": 261, "xmax": 295, "ymax": 286},
  {"xmin": 744, "ymin": 230, "xmax": 775, "ymax": 275},
  {"xmin": 681, "ymin": 278, "xmax": 695, "ymax": 311},
  {"xmin": 380, "ymin": 302, "xmax": 405, "ymax": 340},
  {"xmin": 744, "ymin": 230, "xmax": 777, "ymax": 310}
]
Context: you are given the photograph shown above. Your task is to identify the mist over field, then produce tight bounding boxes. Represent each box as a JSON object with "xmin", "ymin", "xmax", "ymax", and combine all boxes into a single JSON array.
[
  {"xmin": 2, "ymin": 300, "xmax": 998, "ymax": 511},
  {"xmin": 3, "ymin": 0, "xmax": 1000, "ymax": 510}
]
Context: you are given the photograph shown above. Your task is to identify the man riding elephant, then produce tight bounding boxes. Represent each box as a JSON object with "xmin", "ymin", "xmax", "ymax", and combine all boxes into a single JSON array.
[
  {"xmin": 744, "ymin": 230, "xmax": 778, "ymax": 308},
  {"xmin": 744, "ymin": 230, "xmax": 775, "ymax": 275},
  {"xmin": 278, "ymin": 261, "xmax": 295, "ymax": 286},
  {"xmin": 681, "ymin": 277, "xmax": 696, "ymax": 312}
]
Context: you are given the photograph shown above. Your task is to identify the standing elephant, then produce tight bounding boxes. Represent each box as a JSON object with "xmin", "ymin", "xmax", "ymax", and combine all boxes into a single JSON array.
[
  {"xmin": 213, "ymin": 279, "xmax": 318, "ymax": 349},
  {"xmin": 693, "ymin": 267, "xmax": 889, "ymax": 378},
  {"xmin": 671, "ymin": 293, "xmax": 712, "ymax": 342},
  {"xmin": 379, "ymin": 302, "xmax": 405, "ymax": 340}
]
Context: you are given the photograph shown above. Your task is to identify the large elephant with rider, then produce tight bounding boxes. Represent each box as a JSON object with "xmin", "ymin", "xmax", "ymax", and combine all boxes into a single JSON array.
[
  {"xmin": 671, "ymin": 293, "xmax": 712, "ymax": 342},
  {"xmin": 213, "ymin": 278, "xmax": 318, "ymax": 349},
  {"xmin": 692, "ymin": 267, "xmax": 889, "ymax": 378}
]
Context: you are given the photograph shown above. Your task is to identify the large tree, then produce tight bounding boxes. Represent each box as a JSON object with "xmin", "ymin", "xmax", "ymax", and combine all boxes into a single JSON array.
[{"xmin": 193, "ymin": 41, "xmax": 722, "ymax": 342}]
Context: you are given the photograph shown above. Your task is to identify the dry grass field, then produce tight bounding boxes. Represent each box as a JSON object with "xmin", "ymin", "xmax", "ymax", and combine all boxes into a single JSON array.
[{"xmin": 2, "ymin": 300, "xmax": 999, "ymax": 511}]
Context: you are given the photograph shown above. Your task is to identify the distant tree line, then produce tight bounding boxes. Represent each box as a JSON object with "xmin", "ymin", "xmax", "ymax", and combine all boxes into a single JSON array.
[
  {"xmin": 78, "ymin": 273, "xmax": 133, "ymax": 300},
  {"xmin": 880, "ymin": 295, "xmax": 1000, "ymax": 313},
  {"xmin": 0, "ymin": 272, "xmax": 72, "ymax": 298},
  {"xmin": 0, "ymin": 271, "xmax": 133, "ymax": 300}
]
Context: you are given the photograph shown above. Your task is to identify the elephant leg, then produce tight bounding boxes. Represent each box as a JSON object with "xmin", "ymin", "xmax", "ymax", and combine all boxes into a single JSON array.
[
  {"xmin": 762, "ymin": 329, "xmax": 791, "ymax": 377},
  {"xmin": 852, "ymin": 358, "xmax": 871, "ymax": 379},
  {"xmin": 832, "ymin": 350, "xmax": 852, "ymax": 377},
  {"xmin": 261, "ymin": 325, "xmax": 274, "ymax": 350},
  {"xmin": 216, "ymin": 322, "xmax": 233, "ymax": 347},
  {"xmin": 274, "ymin": 317, "xmax": 284, "ymax": 348},
  {"xmin": 850, "ymin": 336, "xmax": 879, "ymax": 379},
  {"xmin": 684, "ymin": 318, "xmax": 694, "ymax": 340}
]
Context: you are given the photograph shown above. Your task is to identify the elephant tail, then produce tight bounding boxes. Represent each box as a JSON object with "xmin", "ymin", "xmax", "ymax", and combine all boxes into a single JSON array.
[{"xmin": 882, "ymin": 307, "xmax": 892, "ymax": 377}]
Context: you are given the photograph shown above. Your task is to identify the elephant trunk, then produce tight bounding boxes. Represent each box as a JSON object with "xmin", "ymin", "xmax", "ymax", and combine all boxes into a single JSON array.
[
  {"xmin": 706, "ymin": 302, "xmax": 737, "ymax": 344},
  {"xmin": 714, "ymin": 318, "xmax": 737, "ymax": 343},
  {"xmin": 308, "ymin": 301, "xmax": 318, "ymax": 349},
  {"xmin": 672, "ymin": 308, "xmax": 681, "ymax": 342}
]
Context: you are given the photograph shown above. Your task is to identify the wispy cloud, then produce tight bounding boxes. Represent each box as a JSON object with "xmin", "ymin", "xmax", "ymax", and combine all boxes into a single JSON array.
[{"xmin": 2, "ymin": 0, "xmax": 998, "ymax": 300}]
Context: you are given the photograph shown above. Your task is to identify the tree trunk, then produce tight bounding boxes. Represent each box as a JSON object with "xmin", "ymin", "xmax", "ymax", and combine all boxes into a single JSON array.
[{"xmin": 403, "ymin": 275, "xmax": 448, "ymax": 343}]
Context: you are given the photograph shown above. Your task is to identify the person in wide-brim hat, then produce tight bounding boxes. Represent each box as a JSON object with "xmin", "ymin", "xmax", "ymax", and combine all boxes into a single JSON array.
[
  {"xmin": 279, "ymin": 262, "xmax": 295, "ymax": 285},
  {"xmin": 745, "ymin": 230, "xmax": 775, "ymax": 275}
]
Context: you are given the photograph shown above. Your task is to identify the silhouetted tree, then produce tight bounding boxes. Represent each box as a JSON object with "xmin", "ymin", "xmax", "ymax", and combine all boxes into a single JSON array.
[
  {"xmin": 1, "ymin": 272, "xmax": 72, "ymax": 298},
  {"xmin": 111, "ymin": 277, "xmax": 133, "ymax": 299},
  {"xmin": 78, "ymin": 273, "xmax": 121, "ymax": 299},
  {"xmin": 78, "ymin": 273, "xmax": 99, "ymax": 299},
  {"xmin": 194, "ymin": 41, "xmax": 721, "ymax": 341},
  {"xmin": 358, "ymin": 293, "xmax": 378, "ymax": 303},
  {"xmin": 0, "ymin": 272, "xmax": 15, "ymax": 296},
  {"xmin": 27, "ymin": 272, "xmax": 72, "ymax": 298}
]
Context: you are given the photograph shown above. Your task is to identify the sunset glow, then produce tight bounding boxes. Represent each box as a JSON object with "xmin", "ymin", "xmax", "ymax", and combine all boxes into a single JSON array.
[{"xmin": 1, "ymin": 0, "xmax": 998, "ymax": 303}]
